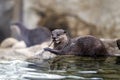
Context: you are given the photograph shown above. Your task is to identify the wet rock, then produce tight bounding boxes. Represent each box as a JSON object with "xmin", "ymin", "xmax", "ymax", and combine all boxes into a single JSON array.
[
  {"xmin": 23, "ymin": 0, "xmax": 120, "ymax": 38},
  {"xmin": 0, "ymin": 37, "xmax": 120, "ymax": 62},
  {"xmin": 0, "ymin": 41, "xmax": 55, "ymax": 61},
  {"xmin": 101, "ymin": 39, "xmax": 120, "ymax": 56},
  {"xmin": 0, "ymin": 37, "xmax": 26, "ymax": 49},
  {"xmin": 0, "ymin": 38, "xmax": 19, "ymax": 48},
  {"xmin": 12, "ymin": 41, "xmax": 26, "ymax": 49}
]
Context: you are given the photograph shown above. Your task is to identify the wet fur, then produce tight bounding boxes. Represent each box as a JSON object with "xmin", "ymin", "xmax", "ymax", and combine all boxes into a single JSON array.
[
  {"xmin": 44, "ymin": 29, "xmax": 108, "ymax": 57},
  {"xmin": 11, "ymin": 23, "xmax": 51, "ymax": 47}
]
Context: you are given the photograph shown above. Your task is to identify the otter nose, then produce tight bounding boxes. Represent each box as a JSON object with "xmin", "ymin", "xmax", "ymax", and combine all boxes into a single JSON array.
[{"xmin": 52, "ymin": 37, "xmax": 56, "ymax": 40}]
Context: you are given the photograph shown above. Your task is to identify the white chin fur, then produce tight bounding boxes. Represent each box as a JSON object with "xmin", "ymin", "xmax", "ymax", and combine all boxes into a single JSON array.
[{"xmin": 56, "ymin": 40, "xmax": 60, "ymax": 43}]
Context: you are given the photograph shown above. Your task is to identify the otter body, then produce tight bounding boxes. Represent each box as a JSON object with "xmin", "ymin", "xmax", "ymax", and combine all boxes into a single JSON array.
[
  {"xmin": 10, "ymin": 23, "xmax": 51, "ymax": 47},
  {"xmin": 44, "ymin": 29, "xmax": 108, "ymax": 57}
]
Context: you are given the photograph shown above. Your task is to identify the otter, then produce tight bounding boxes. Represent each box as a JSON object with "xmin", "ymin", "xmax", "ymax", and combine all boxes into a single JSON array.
[
  {"xmin": 116, "ymin": 39, "xmax": 120, "ymax": 49},
  {"xmin": 10, "ymin": 23, "xmax": 51, "ymax": 47},
  {"xmin": 0, "ymin": 30, "xmax": 5, "ymax": 43},
  {"xmin": 44, "ymin": 29, "xmax": 108, "ymax": 57}
]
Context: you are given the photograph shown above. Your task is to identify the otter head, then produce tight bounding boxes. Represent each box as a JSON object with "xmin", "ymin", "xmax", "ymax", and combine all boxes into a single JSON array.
[
  {"xmin": 52, "ymin": 29, "xmax": 68, "ymax": 44},
  {"xmin": 10, "ymin": 23, "xmax": 29, "ymax": 45},
  {"xmin": 10, "ymin": 23, "xmax": 22, "ymax": 40}
]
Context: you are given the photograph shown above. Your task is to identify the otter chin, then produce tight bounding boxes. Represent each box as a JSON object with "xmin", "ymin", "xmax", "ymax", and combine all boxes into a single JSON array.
[
  {"xmin": 44, "ymin": 29, "xmax": 109, "ymax": 58},
  {"xmin": 55, "ymin": 40, "xmax": 60, "ymax": 44},
  {"xmin": 52, "ymin": 38, "xmax": 60, "ymax": 44}
]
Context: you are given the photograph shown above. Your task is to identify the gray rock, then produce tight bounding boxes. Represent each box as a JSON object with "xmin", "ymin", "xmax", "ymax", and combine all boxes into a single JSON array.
[{"xmin": 0, "ymin": 41, "xmax": 55, "ymax": 61}]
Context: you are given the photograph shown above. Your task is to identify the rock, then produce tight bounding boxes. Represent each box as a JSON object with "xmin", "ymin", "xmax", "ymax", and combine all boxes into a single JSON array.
[
  {"xmin": 0, "ymin": 40, "xmax": 55, "ymax": 61},
  {"xmin": 0, "ymin": 38, "xmax": 19, "ymax": 48},
  {"xmin": 101, "ymin": 39, "xmax": 120, "ymax": 55},
  {"xmin": 12, "ymin": 41, "xmax": 27, "ymax": 49},
  {"xmin": 0, "ymin": 37, "xmax": 120, "ymax": 62},
  {"xmin": 0, "ymin": 37, "xmax": 27, "ymax": 49}
]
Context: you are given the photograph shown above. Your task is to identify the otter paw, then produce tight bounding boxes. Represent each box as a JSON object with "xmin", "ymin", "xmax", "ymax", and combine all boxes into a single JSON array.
[{"xmin": 44, "ymin": 48, "xmax": 52, "ymax": 51}]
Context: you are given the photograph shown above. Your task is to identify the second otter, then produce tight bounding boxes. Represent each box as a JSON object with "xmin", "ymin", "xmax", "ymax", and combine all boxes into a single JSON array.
[{"xmin": 44, "ymin": 29, "xmax": 109, "ymax": 57}]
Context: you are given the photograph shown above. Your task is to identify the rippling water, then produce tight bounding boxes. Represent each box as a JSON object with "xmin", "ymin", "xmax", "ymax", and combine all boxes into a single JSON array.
[{"xmin": 0, "ymin": 56, "xmax": 120, "ymax": 80}]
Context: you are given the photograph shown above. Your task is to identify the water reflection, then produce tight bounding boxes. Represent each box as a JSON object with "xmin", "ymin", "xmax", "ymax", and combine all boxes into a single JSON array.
[
  {"xmin": 0, "ymin": 56, "xmax": 120, "ymax": 80},
  {"xmin": 47, "ymin": 56, "xmax": 120, "ymax": 80}
]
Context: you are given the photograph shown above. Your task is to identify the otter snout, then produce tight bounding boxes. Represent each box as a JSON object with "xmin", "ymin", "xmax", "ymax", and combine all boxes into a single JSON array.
[
  {"xmin": 52, "ymin": 37, "xmax": 61, "ymax": 43},
  {"xmin": 52, "ymin": 37, "xmax": 56, "ymax": 40},
  {"xmin": 52, "ymin": 37, "xmax": 57, "ymax": 41}
]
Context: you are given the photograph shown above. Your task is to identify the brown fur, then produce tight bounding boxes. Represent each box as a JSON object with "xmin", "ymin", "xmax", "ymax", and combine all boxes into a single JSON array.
[
  {"xmin": 44, "ymin": 29, "xmax": 108, "ymax": 57},
  {"xmin": 116, "ymin": 39, "xmax": 120, "ymax": 49}
]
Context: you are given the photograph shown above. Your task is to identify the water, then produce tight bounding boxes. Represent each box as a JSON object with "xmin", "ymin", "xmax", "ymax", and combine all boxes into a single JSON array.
[{"xmin": 0, "ymin": 56, "xmax": 120, "ymax": 80}]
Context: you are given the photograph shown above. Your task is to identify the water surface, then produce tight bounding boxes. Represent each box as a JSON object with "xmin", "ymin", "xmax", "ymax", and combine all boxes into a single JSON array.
[{"xmin": 0, "ymin": 56, "xmax": 120, "ymax": 80}]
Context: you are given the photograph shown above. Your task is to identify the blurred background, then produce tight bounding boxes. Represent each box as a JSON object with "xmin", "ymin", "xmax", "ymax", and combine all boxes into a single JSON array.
[{"xmin": 1, "ymin": 0, "xmax": 120, "ymax": 43}]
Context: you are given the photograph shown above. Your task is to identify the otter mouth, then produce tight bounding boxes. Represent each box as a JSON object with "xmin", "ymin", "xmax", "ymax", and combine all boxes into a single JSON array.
[
  {"xmin": 52, "ymin": 38, "xmax": 61, "ymax": 44},
  {"xmin": 55, "ymin": 40, "xmax": 61, "ymax": 44}
]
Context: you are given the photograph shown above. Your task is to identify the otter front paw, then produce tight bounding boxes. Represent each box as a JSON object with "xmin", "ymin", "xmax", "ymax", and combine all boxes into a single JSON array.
[{"xmin": 44, "ymin": 48, "xmax": 52, "ymax": 51}]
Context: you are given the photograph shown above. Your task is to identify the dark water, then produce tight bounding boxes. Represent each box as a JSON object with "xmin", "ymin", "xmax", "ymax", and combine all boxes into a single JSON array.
[{"xmin": 0, "ymin": 56, "xmax": 120, "ymax": 80}]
